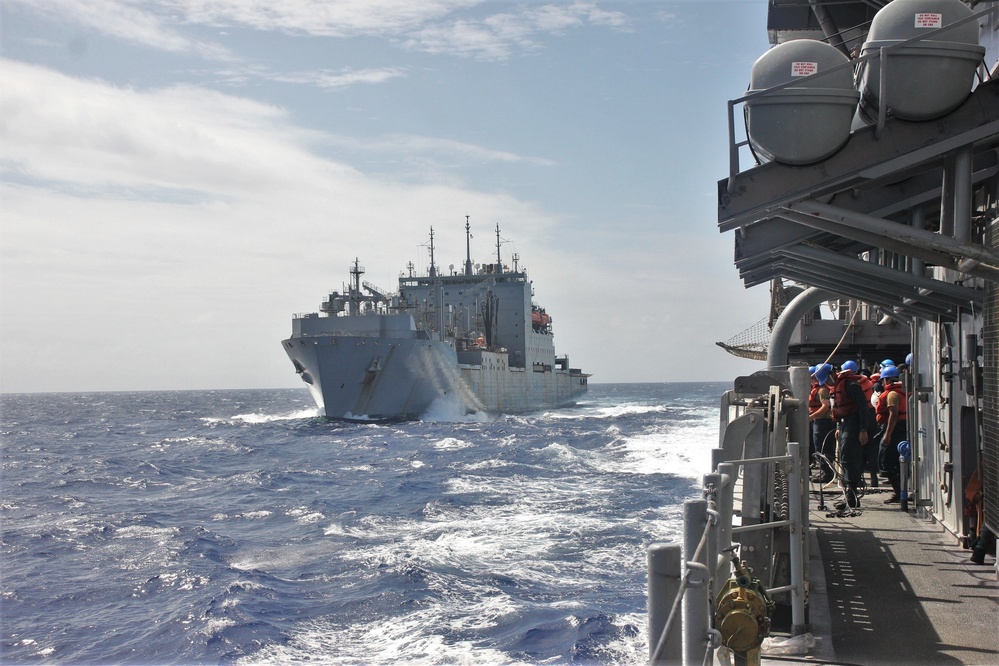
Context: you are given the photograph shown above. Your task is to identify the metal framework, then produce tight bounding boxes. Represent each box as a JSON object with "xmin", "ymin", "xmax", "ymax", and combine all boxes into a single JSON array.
[{"xmin": 648, "ymin": 368, "xmax": 811, "ymax": 664}]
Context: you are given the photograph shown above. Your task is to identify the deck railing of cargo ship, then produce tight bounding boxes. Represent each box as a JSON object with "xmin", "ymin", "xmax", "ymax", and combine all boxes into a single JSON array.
[{"xmin": 647, "ymin": 366, "xmax": 811, "ymax": 665}]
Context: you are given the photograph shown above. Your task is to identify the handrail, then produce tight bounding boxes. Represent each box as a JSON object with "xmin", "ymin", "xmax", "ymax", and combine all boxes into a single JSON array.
[
  {"xmin": 726, "ymin": 4, "xmax": 999, "ymax": 190},
  {"xmin": 650, "ymin": 507, "xmax": 715, "ymax": 663},
  {"xmin": 650, "ymin": 446, "xmax": 802, "ymax": 664}
]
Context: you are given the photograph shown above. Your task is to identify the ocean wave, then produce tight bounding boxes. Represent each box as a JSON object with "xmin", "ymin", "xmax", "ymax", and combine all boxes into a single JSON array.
[
  {"xmin": 2, "ymin": 384, "xmax": 721, "ymax": 665},
  {"xmin": 201, "ymin": 408, "xmax": 319, "ymax": 425}
]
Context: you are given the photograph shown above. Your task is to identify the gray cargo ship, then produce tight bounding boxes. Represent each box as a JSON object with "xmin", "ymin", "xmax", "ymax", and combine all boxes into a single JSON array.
[{"xmin": 282, "ymin": 221, "xmax": 588, "ymax": 420}]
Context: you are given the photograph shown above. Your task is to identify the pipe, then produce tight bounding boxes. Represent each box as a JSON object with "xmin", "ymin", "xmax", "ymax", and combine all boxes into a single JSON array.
[
  {"xmin": 648, "ymin": 542, "xmax": 683, "ymax": 664},
  {"xmin": 808, "ymin": 0, "xmax": 849, "ymax": 57},
  {"xmin": 940, "ymin": 154, "xmax": 955, "ymax": 237},
  {"xmin": 789, "ymin": 367, "xmax": 811, "ymax": 594},
  {"xmin": 786, "ymin": 442, "xmax": 807, "ymax": 635},
  {"xmin": 954, "ymin": 144, "xmax": 973, "ymax": 243},
  {"xmin": 767, "ymin": 287, "xmax": 837, "ymax": 370},
  {"xmin": 910, "ymin": 207, "xmax": 926, "ymax": 279},
  {"xmin": 683, "ymin": 499, "xmax": 710, "ymax": 666}
]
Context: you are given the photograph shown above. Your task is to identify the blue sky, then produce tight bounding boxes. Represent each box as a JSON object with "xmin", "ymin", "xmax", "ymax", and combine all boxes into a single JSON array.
[{"xmin": 1, "ymin": 1, "xmax": 773, "ymax": 392}]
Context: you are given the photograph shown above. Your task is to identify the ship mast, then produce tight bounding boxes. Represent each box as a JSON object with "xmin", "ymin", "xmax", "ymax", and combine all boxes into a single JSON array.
[
  {"xmin": 349, "ymin": 258, "xmax": 364, "ymax": 316},
  {"xmin": 494, "ymin": 223, "xmax": 502, "ymax": 273},
  {"xmin": 464, "ymin": 215, "xmax": 473, "ymax": 276},
  {"xmin": 428, "ymin": 226, "xmax": 437, "ymax": 278}
]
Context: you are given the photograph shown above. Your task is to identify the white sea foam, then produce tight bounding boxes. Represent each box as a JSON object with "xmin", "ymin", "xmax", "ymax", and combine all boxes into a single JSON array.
[
  {"xmin": 431, "ymin": 436, "xmax": 473, "ymax": 450},
  {"xmin": 241, "ymin": 604, "xmax": 525, "ymax": 665},
  {"xmin": 201, "ymin": 407, "xmax": 319, "ymax": 425},
  {"xmin": 543, "ymin": 402, "xmax": 669, "ymax": 421},
  {"xmin": 589, "ymin": 417, "xmax": 717, "ymax": 478},
  {"xmin": 420, "ymin": 395, "xmax": 494, "ymax": 422},
  {"xmin": 287, "ymin": 506, "xmax": 325, "ymax": 524}
]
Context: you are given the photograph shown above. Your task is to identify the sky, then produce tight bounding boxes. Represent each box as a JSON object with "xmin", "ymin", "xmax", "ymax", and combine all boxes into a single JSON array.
[{"xmin": 1, "ymin": 0, "xmax": 774, "ymax": 393}]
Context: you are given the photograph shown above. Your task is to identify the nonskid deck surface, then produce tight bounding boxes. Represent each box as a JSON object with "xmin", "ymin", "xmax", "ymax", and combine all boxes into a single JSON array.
[{"xmin": 761, "ymin": 488, "xmax": 998, "ymax": 666}]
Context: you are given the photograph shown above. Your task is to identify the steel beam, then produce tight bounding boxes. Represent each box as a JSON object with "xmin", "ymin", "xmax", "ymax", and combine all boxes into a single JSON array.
[
  {"xmin": 761, "ymin": 265, "xmax": 952, "ymax": 319},
  {"xmin": 782, "ymin": 244, "xmax": 983, "ymax": 305},
  {"xmin": 785, "ymin": 199, "xmax": 999, "ymax": 268}
]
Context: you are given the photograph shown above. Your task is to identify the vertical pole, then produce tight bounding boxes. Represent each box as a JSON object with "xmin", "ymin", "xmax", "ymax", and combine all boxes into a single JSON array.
[
  {"xmin": 876, "ymin": 47, "xmax": 887, "ymax": 139},
  {"xmin": 954, "ymin": 144, "xmax": 973, "ymax": 243},
  {"xmin": 788, "ymin": 366, "xmax": 811, "ymax": 587},
  {"xmin": 727, "ymin": 100, "xmax": 739, "ymax": 190},
  {"xmin": 683, "ymin": 499, "xmax": 709, "ymax": 666},
  {"xmin": 940, "ymin": 154, "xmax": 955, "ymax": 237},
  {"xmin": 703, "ymin": 473, "xmax": 722, "ymax": 596},
  {"xmin": 648, "ymin": 542, "xmax": 683, "ymax": 664},
  {"xmin": 899, "ymin": 441, "xmax": 912, "ymax": 513},
  {"xmin": 711, "ymin": 447, "xmax": 726, "ymax": 472},
  {"xmin": 787, "ymin": 441, "xmax": 807, "ymax": 635},
  {"xmin": 717, "ymin": 463, "xmax": 736, "ymax": 561}
]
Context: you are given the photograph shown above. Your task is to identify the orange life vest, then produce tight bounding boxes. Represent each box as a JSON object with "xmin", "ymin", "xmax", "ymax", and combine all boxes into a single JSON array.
[
  {"xmin": 808, "ymin": 384, "xmax": 822, "ymax": 410},
  {"xmin": 855, "ymin": 374, "xmax": 874, "ymax": 403},
  {"xmin": 875, "ymin": 383, "xmax": 907, "ymax": 424},
  {"xmin": 832, "ymin": 374, "xmax": 860, "ymax": 419}
]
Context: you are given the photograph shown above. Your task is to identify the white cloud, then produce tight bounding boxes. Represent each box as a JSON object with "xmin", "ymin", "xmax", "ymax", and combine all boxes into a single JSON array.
[
  {"xmin": 328, "ymin": 133, "xmax": 557, "ymax": 167},
  {"xmin": 268, "ymin": 67, "xmax": 406, "ymax": 89},
  {"xmin": 7, "ymin": 0, "xmax": 230, "ymax": 58},
  {"xmin": 402, "ymin": 3, "xmax": 630, "ymax": 60},
  {"xmin": 9, "ymin": 1, "xmax": 629, "ymax": 62},
  {"xmin": 166, "ymin": 0, "xmax": 480, "ymax": 36},
  {"xmin": 211, "ymin": 64, "xmax": 406, "ymax": 90},
  {"xmin": 0, "ymin": 59, "xmax": 336, "ymax": 195}
]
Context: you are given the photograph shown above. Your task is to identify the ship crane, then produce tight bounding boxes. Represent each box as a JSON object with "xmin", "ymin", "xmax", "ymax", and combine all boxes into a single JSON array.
[{"xmin": 362, "ymin": 280, "xmax": 391, "ymax": 301}]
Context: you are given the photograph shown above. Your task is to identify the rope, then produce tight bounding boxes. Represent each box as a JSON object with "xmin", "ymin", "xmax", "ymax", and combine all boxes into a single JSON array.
[{"xmin": 813, "ymin": 305, "xmax": 861, "ymax": 373}]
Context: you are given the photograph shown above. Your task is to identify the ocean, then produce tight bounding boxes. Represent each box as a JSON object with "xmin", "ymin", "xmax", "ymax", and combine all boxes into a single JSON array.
[{"xmin": 1, "ymin": 382, "xmax": 726, "ymax": 665}]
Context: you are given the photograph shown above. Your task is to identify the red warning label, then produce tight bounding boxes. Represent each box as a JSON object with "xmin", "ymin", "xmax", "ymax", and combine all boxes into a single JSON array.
[
  {"xmin": 914, "ymin": 13, "xmax": 942, "ymax": 29},
  {"xmin": 791, "ymin": 61, "xmax": 818, "ymax": 77}
]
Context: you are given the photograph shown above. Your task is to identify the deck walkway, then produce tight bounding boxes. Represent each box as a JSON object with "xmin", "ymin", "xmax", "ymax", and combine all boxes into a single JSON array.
[{"xmin": 765, "ymin": 487, "xmax": 998, "ymax": 665}]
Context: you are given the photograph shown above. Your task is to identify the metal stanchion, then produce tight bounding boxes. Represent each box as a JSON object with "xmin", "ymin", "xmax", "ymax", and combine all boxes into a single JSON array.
[{"xmin": 898, "ymin": 440, "xmax": 911, "ymax": 512}]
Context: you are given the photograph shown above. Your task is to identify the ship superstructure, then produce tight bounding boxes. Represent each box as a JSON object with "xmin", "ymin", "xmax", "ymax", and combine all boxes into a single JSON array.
[
  {"xmin": 716, "ymin": 0, "xmax": 999, "ymax": 562},
  {"xmin": 649, "ymin": 1, "xmax": 999, "ymax": 663},
  {"xmin": 283, "ymin": 221, "xmax": 588, "ymax": 420}
]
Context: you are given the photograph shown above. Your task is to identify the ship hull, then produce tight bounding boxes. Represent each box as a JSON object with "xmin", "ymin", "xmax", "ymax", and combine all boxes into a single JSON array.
[{"xmin": 283, "ymin": 324, "xmax": 587, "ymax": 421}]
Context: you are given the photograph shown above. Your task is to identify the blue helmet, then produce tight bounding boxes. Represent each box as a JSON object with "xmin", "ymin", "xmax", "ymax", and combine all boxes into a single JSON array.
[
  {"xmin": 905, "ymin": 353, "xmax": 913, "ymax": 365},
  {"xmin": 815, "ymin": 364, "xmax": 833, "ymax": 385},
  {"xmin": 841, "ymin": 360, "xmax": 859, "ymax": 373},
  {"xmin": 809, "ymin": 365, "xmax": 817, "ymax": 376},
  {"xmin": 881, "ymin": 359, "xmax": 895, "ymax": 367},
  {"xmin": 881, "ymin": 366, "xmax": 900, "ymax": 379}
]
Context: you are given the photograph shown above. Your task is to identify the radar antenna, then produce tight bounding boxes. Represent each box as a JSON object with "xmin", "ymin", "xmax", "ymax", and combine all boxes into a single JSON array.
[
  {"xmin": 494, "ymin": 223, "xmax": 502, "ymax": 272},
  {"xmin": 348, "ymin": 258, "xmax": 365, "ymax": 315},
  {"xmin": 464, "ymin": 215, "xmax": 474, "ymax": 276},
  {"xmin": 428, "ymin": 226, "xmax": 437, "ymax": 277}
]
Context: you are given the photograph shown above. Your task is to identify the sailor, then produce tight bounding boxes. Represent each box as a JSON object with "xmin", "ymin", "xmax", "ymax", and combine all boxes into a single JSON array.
[
  {"xmin": 808, "ymin": 364, "xmax": 836, "ymax": 484},
  {"xmin": 875, "ymin": 365, "xmax": 907, "ymax": 503},
  {"xmin": 865, "ymin": 374, "xmax": 884, "ymax": 489},
  {"xmin": 831, "ymin": 360, "xmax": 874, "ymax": 510},
  {"xmin": 854, "ymin": 365, "xmax": 875, "ymax": 404}
]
